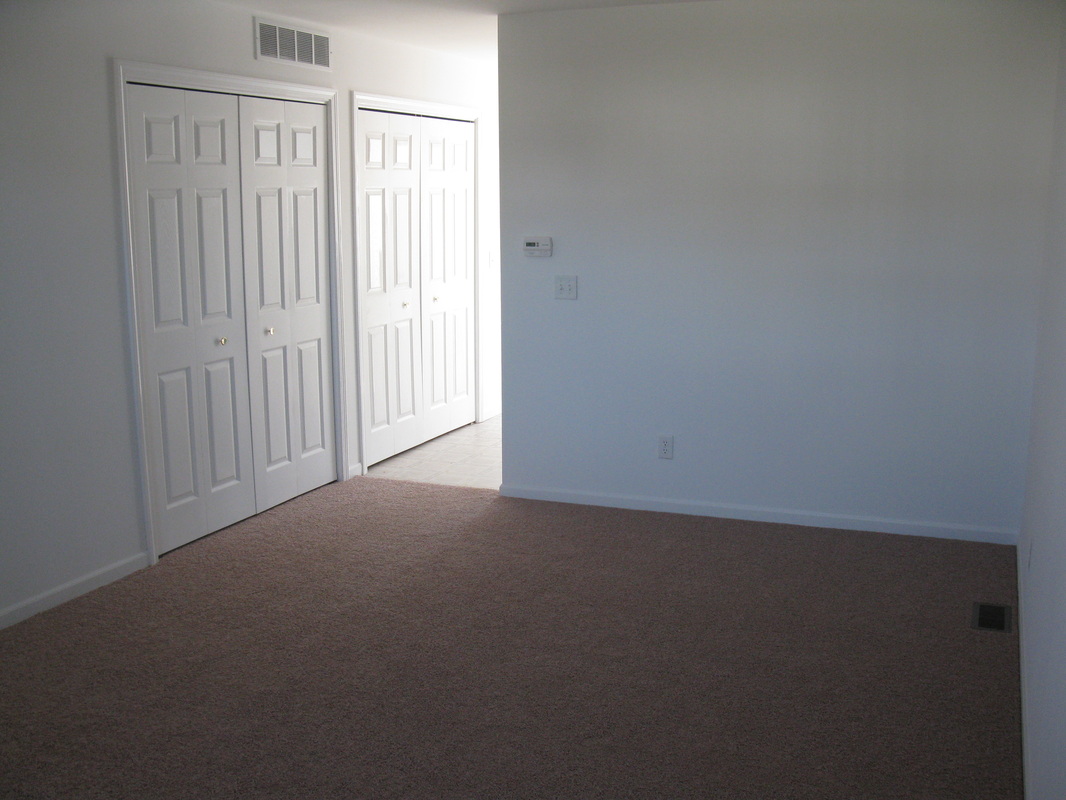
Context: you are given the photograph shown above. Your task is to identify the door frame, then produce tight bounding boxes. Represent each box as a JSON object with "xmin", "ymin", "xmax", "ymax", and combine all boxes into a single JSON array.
[
  {"xmin": 351, "ymin": 92, "xmax": 484, "ymax": 472},
  {"xmin": 115, "ymin": 61, "xmax": 348, "ymax": 563}
]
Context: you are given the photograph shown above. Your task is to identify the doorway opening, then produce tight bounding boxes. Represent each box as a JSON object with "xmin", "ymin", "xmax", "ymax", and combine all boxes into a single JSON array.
[
  {"xmin": 354, "ymin": 92, "xmax": 501, "ymax": 486},
  {"xmin": 366, "ymin": 415, "xmax": 501, "ymax": 489}
]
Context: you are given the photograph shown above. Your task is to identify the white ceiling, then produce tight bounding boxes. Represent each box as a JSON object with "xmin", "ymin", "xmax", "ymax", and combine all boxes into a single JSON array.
[{"xmin": 225, "ymin": 0, "xmax": 704, "ymax": 59}]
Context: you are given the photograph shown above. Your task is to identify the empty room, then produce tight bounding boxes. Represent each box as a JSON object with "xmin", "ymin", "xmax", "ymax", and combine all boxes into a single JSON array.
[{"xmin": 2, "ymin": 0, "xmax": 1066, "ymax": 797}]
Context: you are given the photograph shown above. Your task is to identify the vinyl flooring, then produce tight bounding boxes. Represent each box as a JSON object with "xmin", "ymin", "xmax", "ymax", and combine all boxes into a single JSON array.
[{"xmin": 365, "ymin": 415, "xmax": 502, "ymax": 490}]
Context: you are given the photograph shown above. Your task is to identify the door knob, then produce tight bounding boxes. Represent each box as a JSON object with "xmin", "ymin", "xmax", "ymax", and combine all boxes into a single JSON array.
[
  {"xmin": 432, "ymin": 296, "xmax": 439, "ymax": 303},
  {"xmin": 266, "ymin": 327, "xmax": 275, "ymax": 335},
  {"xmin": 217, "ymin": 337, "xmax": 227, "ymax": 346},
  {"xmin": 402, "ymin": 302, "xmax": 410, "ymax": 309}
]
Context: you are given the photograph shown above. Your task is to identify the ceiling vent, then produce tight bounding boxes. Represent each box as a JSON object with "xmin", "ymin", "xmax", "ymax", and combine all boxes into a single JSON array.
[{"xmin": 255, "ymin": 18, "xmax": 331, "ymax": 70}]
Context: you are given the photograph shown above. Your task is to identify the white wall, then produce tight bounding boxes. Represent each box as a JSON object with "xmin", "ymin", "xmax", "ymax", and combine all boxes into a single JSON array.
[
  {"xmin": 498, "ymin": 0, "xmax": 1062, "ymax": 543},
  {"xmin": 0, "ymin": 0, "xmax": 500, "ymax": 626},
  {"xmin": 1019, "ymin": 14, "xmax": 1066, "ymax": 798}
]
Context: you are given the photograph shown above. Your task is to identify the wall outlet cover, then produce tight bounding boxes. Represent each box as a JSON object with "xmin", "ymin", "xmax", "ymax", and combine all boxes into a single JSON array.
[
  {"xmin": 659, "ymin": 435, "xmax": 674, "ymax": 459},
  {"xmin": 554, "ymin": 275, "xmax": 577, "ymax": 299}
]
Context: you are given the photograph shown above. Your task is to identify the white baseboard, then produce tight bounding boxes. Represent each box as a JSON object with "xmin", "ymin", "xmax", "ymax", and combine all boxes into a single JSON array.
[
  {"xmin": 498, "ymin": 484, "xmax": 1018, "ymax": 546},
  {"xmin": 0, "ymin": 552, "xmax": 151, "ymax": 630}
]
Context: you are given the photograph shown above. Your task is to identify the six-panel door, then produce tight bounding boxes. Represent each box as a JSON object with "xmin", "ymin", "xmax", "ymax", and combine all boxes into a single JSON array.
[
  {"xmin": 358, "ymin": 110, "xmax": 424, "ymax": 465},
  {"xmin": 126, "ymin": 85, "xmax": 336, "ymax": 554},
  {"xmin": 357, "ymin": 109, "xmax": 476, "ymax": 467},
  {"xmin": 420, "ymin": 116, "xmax": 476, "ymax": 443},
  {"xmin": 126, "ymin": 86, "xmax": 256, "ymax": 554},
  {"xmin": 240, "ymin": 97, "xmax": 336, "ymax": 512}
]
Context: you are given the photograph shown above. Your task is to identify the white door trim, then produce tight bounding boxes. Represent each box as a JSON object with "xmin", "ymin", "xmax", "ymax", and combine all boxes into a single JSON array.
[
  {"xmin": 351, "ymin": 92, "xmax": 483, "ymax": 472},
  {"xmin": 353, "ymin": 92, "xmax": 479, "ymax": 124},
  {"xmin": 115, "ymin": 60, "xmax": 349, "ymax": 563}
]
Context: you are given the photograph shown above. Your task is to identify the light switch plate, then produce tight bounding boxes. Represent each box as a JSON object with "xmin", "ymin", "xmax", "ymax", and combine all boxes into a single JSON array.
[{"xmin": 554, "ymin": 275, "xmax": 577, "ymax": 299}]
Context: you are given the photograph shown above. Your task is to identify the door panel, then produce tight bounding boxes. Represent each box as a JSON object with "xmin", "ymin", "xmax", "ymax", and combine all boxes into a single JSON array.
[
  {"xmin": 393, "ymin": 189, "xmax": 414, "ymax": 288},
  {"xmin": 158, "ymin": 367, "xmax": 197, "ymax": 506},
  {"xmin": 127, "ymin": 85, "xmax": 256, "ymax": 554},
  {"xmin": 128, "ymin": 84, "xmax": 336, "ymax": 555},
  {"xmin": 357, "ymin": 110, "xmax": 476, "ymax": 465},
  {"xmin": 261, "ymin": 346, "xmax": 291, "ymax": 467},
  {"xmin": 366, "ymin": 188, "xmax": 386, "ymax": 292},
  {"xmin": 395, "ymin": 319, "xmax": 417, "ymax": 421},
  {"xmin": 427, "ymin": 189, "xmax": 445, "ymax": 282},
  {"xmin": 454, "ymin": 306, "xmax": 471, "ymax": 402},
  {"xmin": 254, "ymin": 189, "xmax": 285, "ymax": 310},
  {"xmin": 147, "ymin": 189, "xmax": 186, "ymax": 328},
  {"xmin": 203, "ymin": 357, "xmax": 242, "ymax": 489},
  {"xmin": 367, "ymin": 324, "xmax": 390, "ymax": 431},
  {"xmin": 453, "ymin": 188, "xmax": 469, "ymax": 280},
  {"xmin": 192, "ymin": 117, "xmax": 226, "ymax": 165},
  {"xmin": 283, "ymin": 100, "xmax": 336, "ymax": 494},
  {"xmin": 357, "ymin": 109, "xmax": 425, "ymax": 465},
  {"xmin": 293, "ymin": 189, "xmax": 320, "ymax": 305},
  {"xmin": 241, "ymin": 96, "xmax": 336, "ymax": 509},
  {"xmin": 297, "ymin": 340, "xmax": 327, "ymax": 453},
  {"xmin": 196, "ymin": 190, "xmax": 233, "ymax": 320},
  {"xmin": 420, "ymin": 116, "xmax": 476, "ymax": 440},
  {"xmin": 426, "ymin": 311, "xmax": 447, "ymax": 409}
]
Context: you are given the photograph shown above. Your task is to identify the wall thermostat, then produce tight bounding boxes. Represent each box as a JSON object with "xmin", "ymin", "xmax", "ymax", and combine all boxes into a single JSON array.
[{"xmin": 523, "ymin": 237, "xmax": 553, "ymax": 257}]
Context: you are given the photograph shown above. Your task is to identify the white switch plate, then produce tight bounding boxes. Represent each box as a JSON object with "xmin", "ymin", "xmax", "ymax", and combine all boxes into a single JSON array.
[{"xmin": 554, "ymin": 275, "xmax": 577, "ymax": 299}]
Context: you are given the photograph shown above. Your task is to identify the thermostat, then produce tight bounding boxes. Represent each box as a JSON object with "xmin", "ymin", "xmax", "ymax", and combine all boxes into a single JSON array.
[{"xmin": 523, "ymin": 237, "xmax": 553, "ymax": 257}]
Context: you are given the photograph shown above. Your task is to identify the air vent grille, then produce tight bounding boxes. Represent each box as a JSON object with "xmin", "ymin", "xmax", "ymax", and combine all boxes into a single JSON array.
[
  {"xmin": 972, "ymin": 602, "xmax": 1013, "ymax": 633},
  {"xmin": 256, "ymin": 19, "xmax": 330, "ymax": 69}
]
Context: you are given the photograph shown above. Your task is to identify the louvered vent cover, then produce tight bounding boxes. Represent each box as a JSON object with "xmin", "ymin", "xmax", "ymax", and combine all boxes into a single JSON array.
[{"xmin": 256, "ymin": 19, "xmax": 331, "ymax": 69}]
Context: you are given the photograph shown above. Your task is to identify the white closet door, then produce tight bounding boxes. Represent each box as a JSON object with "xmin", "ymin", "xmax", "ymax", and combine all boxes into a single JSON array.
[
  {"xmin": 356, "ymin": 110, "xmax": 476, "ymax": 466},
  {"xmin": 421, "ymin": 116, "xmax": 476, "ymax": 441},
  {"xmin": 240, "ymin": 97, "xmax": 336, "ymax": 511},
  {"xmin": 126, "ymin": 85, "xmax": 255, "ymax": 554},
  {"xmin": 357, "ymin": 109, "xmax": 425, "ymax": 466}
]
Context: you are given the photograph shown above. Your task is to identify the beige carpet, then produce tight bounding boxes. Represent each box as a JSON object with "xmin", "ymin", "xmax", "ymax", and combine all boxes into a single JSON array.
[{"xmin": 0, "ymin": 478, "xmax": 1021, "ymax": 799}]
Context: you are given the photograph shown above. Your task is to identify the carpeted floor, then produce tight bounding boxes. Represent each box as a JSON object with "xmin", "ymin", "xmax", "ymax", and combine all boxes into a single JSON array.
[{"xmin": 0, "ymin": 478, "xmax": 1021, "ymax": 799}]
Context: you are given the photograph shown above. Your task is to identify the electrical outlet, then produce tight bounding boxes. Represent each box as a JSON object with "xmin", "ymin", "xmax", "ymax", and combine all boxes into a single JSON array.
[
  {"xmin": 658, "ymin": 435, "xmax": 674, "ymax": 460},
  {"xmin": 554, "ymin": 275, "xmax": 578, "ymax": 300}
]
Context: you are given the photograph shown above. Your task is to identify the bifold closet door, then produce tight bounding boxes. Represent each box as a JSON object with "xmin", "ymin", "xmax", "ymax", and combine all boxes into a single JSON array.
[
  {"xmin": 356, "ymin": 109, "xmax": 476, "ymax": 466},
  {"xmin": 240, "ymin": 97, "xmax": 336, "ymax": 512},
  {"xmin": 127, "ymin": 86, "xmax": 337, "ymax": 555},
  {"xmin": 126, "ymin": 85, "xmax": 256, "ymax": 554},
  {"xmin": 358, "ymin": 110, "xmax": 425, "ymax": 466},
  {"xmin": 420, "ymin": 116, "xmax": 476, "ymax": 442}
]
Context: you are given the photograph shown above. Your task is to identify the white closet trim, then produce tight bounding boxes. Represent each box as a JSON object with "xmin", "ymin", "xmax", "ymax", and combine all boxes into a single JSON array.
[
  {"xmin": 353, "ymin": 92, "xmax": 479, "ymax": 123},
  {"xmin": 116, "ymin": 61, "xmax": 337, "ymax": 104}
]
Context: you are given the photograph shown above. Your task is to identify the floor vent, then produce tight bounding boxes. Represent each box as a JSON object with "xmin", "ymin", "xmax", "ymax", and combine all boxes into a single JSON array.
[
  {"xmin": 972, "ymin": 602, "xmax": 1012, "ymax": 633},
  {"xmin": 256, "ymin": 18, "xmax": 331, "ymax": 69}
]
